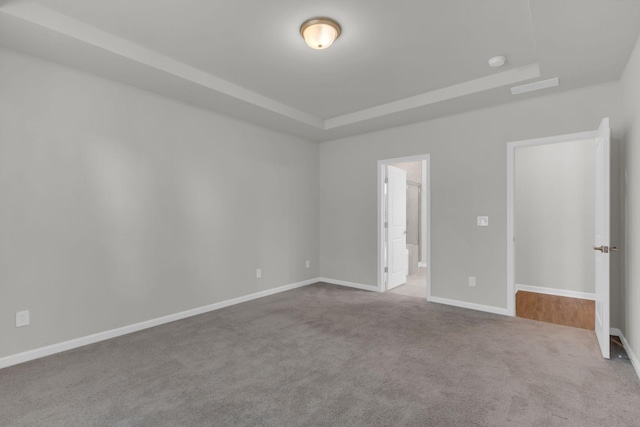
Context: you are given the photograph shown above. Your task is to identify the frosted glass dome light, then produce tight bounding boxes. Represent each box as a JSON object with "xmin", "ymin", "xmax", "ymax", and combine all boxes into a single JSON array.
[{"xmin": 300, "ymin": 17, "xmax": 341, "ymax": 50}]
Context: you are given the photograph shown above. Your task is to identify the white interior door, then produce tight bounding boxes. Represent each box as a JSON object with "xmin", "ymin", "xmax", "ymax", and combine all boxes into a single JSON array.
[
  {"xmin": 594, "ymin": 118, "xmax": 611, "ymax": 359},
  {"xmin": 387, "ymin": 165, "xmax": 407, "ymax": 289}
]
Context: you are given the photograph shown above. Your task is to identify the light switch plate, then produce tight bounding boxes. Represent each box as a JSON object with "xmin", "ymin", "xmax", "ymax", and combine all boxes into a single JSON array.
[{"xmin": 477, "ymin": 216, "xmax": 489, "ymax": 226}]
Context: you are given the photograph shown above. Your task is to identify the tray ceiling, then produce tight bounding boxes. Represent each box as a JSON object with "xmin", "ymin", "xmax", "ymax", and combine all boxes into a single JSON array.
[{"xmin": 1, "ymin": 0, "xmax": 639, "ymax": 141}]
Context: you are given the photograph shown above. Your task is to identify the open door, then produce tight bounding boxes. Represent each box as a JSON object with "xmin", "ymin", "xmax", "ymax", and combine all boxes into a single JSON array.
[
  {"xmin": 386, "ymin": 165, "xmax": 407, "ymax": 289},
  {"xmin": 594, "ymin": 118, "xmax": 611, "ymax": 359},
  {"xmin": 508, "ymin": 118, "xmax": 612, "ymax": 359}
]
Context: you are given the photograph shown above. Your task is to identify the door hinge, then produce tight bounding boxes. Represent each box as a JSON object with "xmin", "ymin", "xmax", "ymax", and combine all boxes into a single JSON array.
[
  {"xmin": 384, "ymin": 267, "xmax": 388, "ymax": 273},
  {"xmin": 384, "ymin": 221, "xmax": 388, "ymax": 228},
  {"xmin": 384, "ymin": 177, "xmax": 388, "ymax": 184}
]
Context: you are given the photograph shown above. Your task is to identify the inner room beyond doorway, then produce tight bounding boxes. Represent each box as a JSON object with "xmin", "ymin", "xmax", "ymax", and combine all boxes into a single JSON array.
[
  {"xmin": 389, "ymin": 267, "xmax": 427, "ymax": 298},
  {"xmin": 386, "ymin": 159, "xmax": 427, "ymax": 298}
]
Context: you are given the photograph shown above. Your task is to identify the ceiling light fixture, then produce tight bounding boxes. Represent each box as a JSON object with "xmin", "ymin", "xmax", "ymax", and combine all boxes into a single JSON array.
[
  {"xmin": 488, "ymin": 56, "xmax": 506, "ymax": 67},
  {"xmin": 300, "ymin": 17, "xmax": 341, "ymax": 50}
]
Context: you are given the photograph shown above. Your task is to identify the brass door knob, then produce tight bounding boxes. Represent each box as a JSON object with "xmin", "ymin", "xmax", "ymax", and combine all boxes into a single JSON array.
[{"xmin": 593, "ymin": 246, "xmax": 618, "ymax": 253}]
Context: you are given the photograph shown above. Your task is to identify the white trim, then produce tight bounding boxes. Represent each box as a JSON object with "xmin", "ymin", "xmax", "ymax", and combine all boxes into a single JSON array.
[
  {"xmin": 378, "ymin": 158, "xmax": 385, "ymax": 293},
  {"xmin": 610, "ymin": 329, "xmax": 640, "ymax": 381},
  {"xmin": 507, "ymin": 141, "xmax": 515, "ymax": 316},
  {"xmin": 610, "ymin": 328, "xmax": 623, "ymax": 337},
  {"xmin": 515, "ymin": 284, "xmax": 596, "ymax": 301},
  {"xmin": 325, "ymin": 64, "xmax": 540, "ymax": 129},
  {"xmin": 429, "ymin": 296, "xmax": 509, "ymax": 316},
  {"xmin": 377, "ymin": 154, "xmax": 431, "ymax": 298},
  {"xmin": 0, "ymin": 278, "xmax": 317, "ymax": 370},
  {"xmin": 506, "ymin": 127, "xmax": 602, "ymax": 317},
  {"xmin": 418, "ymin": 262, "xmax": 427, "ymax": 268},
  {"xmin": 318, "ymin": 277, "xmax": 379, "ymax": 292},
  {"xmin": 425, "ymin": 157, "xmax": 432, "ymax": 301}
]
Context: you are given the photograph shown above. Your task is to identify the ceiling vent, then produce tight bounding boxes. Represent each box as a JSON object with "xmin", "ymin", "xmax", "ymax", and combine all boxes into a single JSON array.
[{"xmin": 511, "ymin": 77, "xmax": 559, "ymax": 95}]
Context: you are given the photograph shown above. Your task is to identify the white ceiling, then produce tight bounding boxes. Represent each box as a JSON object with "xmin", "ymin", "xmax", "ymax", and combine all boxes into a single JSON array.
[{"xmin": 1, "ymin": 0, "xmax": 639, "ymax": 141}]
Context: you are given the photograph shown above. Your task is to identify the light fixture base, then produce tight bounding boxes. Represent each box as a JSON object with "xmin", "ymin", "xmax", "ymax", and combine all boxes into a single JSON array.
[{"xmin": 300, "ymin": 17, "xmax": 341, "ymax": 50}]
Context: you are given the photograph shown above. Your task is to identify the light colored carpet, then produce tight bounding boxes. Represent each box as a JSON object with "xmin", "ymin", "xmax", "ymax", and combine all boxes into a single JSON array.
[
  {"xmin": 389, "ymin": 267, "xmax": 427, "ymax": 298},
  {"xmin": 1, "ymin": 283, "xmax": 639, "ymax": 426}
]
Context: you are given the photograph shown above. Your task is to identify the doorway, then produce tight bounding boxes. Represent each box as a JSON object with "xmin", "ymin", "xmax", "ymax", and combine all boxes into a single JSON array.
[
  {"xmin": 377, "ymin": 155, "xmax": 431, "ymax": 299},
  {"xmin": 513, "ymin": 138, "xmax": 597, "ymax": 329},
  {"xmin": 506, "ymin": 118, "xmax": 611, "ymax": 358}
]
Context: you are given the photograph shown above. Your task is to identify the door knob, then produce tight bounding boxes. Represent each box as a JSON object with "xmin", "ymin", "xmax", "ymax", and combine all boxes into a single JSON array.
[
  {"xmin": 611, "ymin": 246, "xmax": 618, "ymax": 252},
  {"xmin": 593, "ymin": 245, "xmax": 609, "ymax": 253}
]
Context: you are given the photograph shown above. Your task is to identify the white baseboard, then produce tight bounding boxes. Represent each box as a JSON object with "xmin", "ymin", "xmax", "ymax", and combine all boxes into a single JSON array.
[
  {"xmin": 428, "ymin": 296, "xmax": 509, "ymax": 316},
  {"xmin": 610, "ymin": 328, "xmax": 623, "ymax": 337},
  {"xmin": 317, "ymin": 277, "xmax": 379, "ymax": 292},
  {"xmin": 0, "ymin": 278, "xmax": 317, "ymax": 370},
  {"xmin": 515, "ymin": 284, "xmax": 595, "ymax": 301},
  {"xmin": 418, "ymin": 262, "xmax": 427, "ymax": 268},
  {"xmin": 610, "ymin": 328, "xmax": 640, "ymax": 380}
]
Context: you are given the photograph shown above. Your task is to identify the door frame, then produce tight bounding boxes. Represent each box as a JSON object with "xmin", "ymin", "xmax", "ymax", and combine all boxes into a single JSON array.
[
  {"xmin": 377, "ymin": 154, "xmax": 431, "ymax": 296},
  {"xmin": 506, "ymin": 126, "xmax": 604, "ymax": 317}
]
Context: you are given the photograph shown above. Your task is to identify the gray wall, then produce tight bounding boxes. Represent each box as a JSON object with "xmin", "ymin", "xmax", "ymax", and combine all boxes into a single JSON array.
[
  {"xmin": 2, "ymin": 37, "xmax": 636, "ymax": 363},
  {"xmin": 0, "ymin": 47, "xmax": 319, "ymax": 359},
  {"xmin": 515, "ymin": 140, "xmax": 595, "ymax": 294},
  {"xmin": 621, "ymin": 33, "xmax": 640, "ymax": 363},
  {"xmin": 319, "ymin": 82, "xmax": 623, "ymax": 312}
]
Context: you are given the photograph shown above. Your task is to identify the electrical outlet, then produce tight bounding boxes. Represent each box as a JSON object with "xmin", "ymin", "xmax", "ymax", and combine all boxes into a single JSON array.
[
  {"xmin": 305, "ymin": 260, "xmax": 310, "ymax": 268},
  {"xmin": 256, "ymin": 268, "xmax": 262, "ymax": 279},
  {"xmin": 468, "ymin": 276, "xmax": 476, "ymax": 287},
  {"xmin": 16, "ymin": 310, "xmax": 30, "ymax": 327}
]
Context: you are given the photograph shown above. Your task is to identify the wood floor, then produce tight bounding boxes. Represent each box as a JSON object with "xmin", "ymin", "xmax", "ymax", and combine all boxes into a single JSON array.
[{"xmin": 516, "ymin": 290, "xmax": 595, "ymax": 330}]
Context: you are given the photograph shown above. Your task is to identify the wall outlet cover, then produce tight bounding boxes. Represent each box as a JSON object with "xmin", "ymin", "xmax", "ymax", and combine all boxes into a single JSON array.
[
  {"xmin": 305, "ymin": 260, "xmax": 310, "ymax": 268},
  {"xmin": 468, "ymin": 276, "xmax": 476, "ymax": 287},
  {"xmin": 16, "ymin": 310, "xmax": 30, "ymax": 327},
  {"xmin": 477, "ymin": 216, "xmax": 489, "ymax": 226},
  {"xmin": 256, "ymin": 268, "xmax": 262, "ymax": 279}
]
